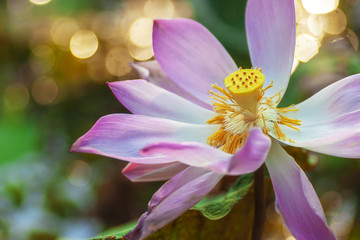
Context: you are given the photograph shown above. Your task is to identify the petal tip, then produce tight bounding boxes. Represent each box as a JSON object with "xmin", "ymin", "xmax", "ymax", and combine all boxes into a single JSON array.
[
  {"xmin": 70, "ymin": 138, "xmax": 82, "ymax": 153},
  {"xmin": 153, "ymin": 19, "xmax": 167, "ymax": 29},
  {"xmin": 121, "ymin": 164, "xmax": 137, "ymax": 182},
  {"xmin": 70, "ymin": 136, "xmax": 90, "ymax": 154},
  {"xmin": 106, "ymin": 81, "xmax": 113, "ymax": 87}
]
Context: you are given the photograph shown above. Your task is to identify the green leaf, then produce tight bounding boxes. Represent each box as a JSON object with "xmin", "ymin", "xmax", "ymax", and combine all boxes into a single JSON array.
[
  {"xmin": 192, "ymin": 174, "xmax": 254, "ymax": 220},
  {"xmin": 91, "ymin": 221, "xmax": 137, "ymax": 240},
  {"xmin": 91, "ymin": 175, "xmax": 256, "ymax": 240},
  {"xmin": 92, "ymin": 194, "xmax": 256, "ymax": 240}
]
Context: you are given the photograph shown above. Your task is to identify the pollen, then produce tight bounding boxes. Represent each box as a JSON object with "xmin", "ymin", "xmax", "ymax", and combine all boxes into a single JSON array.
[{"xmin": 207, "ymin": 67, "xmax": 302, "ymax": 154}]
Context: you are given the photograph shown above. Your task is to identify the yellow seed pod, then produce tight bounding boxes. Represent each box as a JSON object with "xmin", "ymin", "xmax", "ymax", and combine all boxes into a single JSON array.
[{"xmin": 224, "ymin": 68, "xmax": 265, "ymax": 114}]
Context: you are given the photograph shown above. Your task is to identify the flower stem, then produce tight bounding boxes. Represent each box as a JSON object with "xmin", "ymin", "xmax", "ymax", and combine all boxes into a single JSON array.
[{"xmin": 251, "ymin": 164, "xmax": 265, "ymax": 240}]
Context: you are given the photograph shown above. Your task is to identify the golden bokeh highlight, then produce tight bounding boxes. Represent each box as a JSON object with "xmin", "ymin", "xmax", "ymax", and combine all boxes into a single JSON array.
[
  {"xmin": 321, "ymin": 9, "xmax": 347, "ymax": 35},
  {"xmin": 302, "ymin": 0, "xmax": 339, "ymax": 14},
  {"xmin": 4, "ymin": 83, "xmax": 30, "ymax": 111},
  {"xmin": 70, "ymin": 30, "xmax": 99, "ymax": 59},
  {"xmin": 144, "ymin": 0, "xmax": 175, "ymax": 19},
  {"xmin": 295, "ymin": 0, "xmax": 308, "ymax": 23},
  {"xmin": 293, "ymin": 0, "xmax": 353, "ymax": 64},
  {"xmin": 129, "ymin": 17, "xmax": 154, "ymax": 48},
  {"xmin": 307, "ymin": 14, "xmax": 324, "ymax": 38},
  {"xmin": 91, "ymin": 11, "xmax": 118, "ymax": 41},
  {"xmin": 128, "ymin": 43, "xmax": 154, "ymax": 61},
  {"xmin": 51, "ymin": 18, "xmax": 80, "ymax": 50},
  {"xmin": 119, "ymin": 2, "xmax": 145, "ymax": 39},
  {"xmin": 295, "ymin": 34, "xmax": 320, "ymax": 62},
  {"xmin": 30, "ymin": 45, "xmax": 55, "ymax": 74},
  {"xmin": 105, "ymin": 47, "xmax": 134, "ymax": 76},
  {"xmin": 87, "ymin": 54, "xmax": 111, "ymax": 82},
  {"xmin": 45, "ymin": 0, "xmax": 194, "ymax": 80},
  {"xmin": 173, "ymin": 1, "xmax": 193, "ymax": 18},
  {"xmin": 29, "ymin": 0, "xmax": 52, "ymax": 5},
  {"xmin": 31, "ymin": 77, "xmax": 58, "ymax": 105}
]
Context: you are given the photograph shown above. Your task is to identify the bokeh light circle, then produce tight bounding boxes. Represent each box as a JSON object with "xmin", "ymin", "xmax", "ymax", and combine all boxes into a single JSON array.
[
  {"xmin": 31, "ymin": 77, "xmax": 58, "ymax": 105},
  {"xmin": 321, "ymin": 9, "xmax": 347, "ymax": 35},
  {"xmin": 302, "ymin": 0, "xmax": 339, "ymax": 14},
  {"xmin": 128, "ymin": 43, "xmax": 154, "ymax": 61},
  {"xmin": 129, "ymin": 17, "xmax": 153, "ymax": 48},
  {"xmin": 307, "ymin": 14, "xmax": 324, "ymax": 38},
  {"xmin": 70, "ymin": 30, "xmax": 99, "ymax": 59},
  {"xmin": 29, "ymin": 0, "xmax": 52, "ymax": 5},
  {"xmin": 4, "ymin": 84, "xmax": 30, "ymax": 111},
  {"xmin": 295, "ymin": 34, "xmax": 320, "ymax": 62},
  {"xmin": 105, "ymin": 47, "xmax": 134, "ymax": 76},
  {"xmin": 144, "ymin": 0, "xmax": 175, "ymax": 19},
  {"xmin": 51, "ymin": 18, "xmax": 80, "ymax": 50}
]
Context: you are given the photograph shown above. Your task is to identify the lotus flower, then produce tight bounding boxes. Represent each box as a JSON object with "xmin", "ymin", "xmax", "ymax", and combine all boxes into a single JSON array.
[{"xmin": 71, "ymin": 0, "xmax": 360, "ymax": 239}]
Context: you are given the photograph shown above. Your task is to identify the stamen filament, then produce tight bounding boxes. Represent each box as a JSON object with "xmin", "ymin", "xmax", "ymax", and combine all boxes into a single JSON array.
[
  {"xmin": 273, "ymin": 122, "xmax": 285, "ymax": 140},
  {"xmin": 277, "ymin": 104, "xmax": 299, "ymax": 113},
  {"xmin": 261, "ymin": 114, "xmax": 268, "ymax": 134},
  {"xmin": 211, "ymin": 84, "xmax": 233, "ymax": 100},
  {"xmin": 270, "ymin": 92, "xmax": 282, "ymax": 103},
  {"xmin": 210, "ymin": 96, "xmax": 228, "ymax": 105},
  {"xmin": 280, "ymin": 115, "xmax": 302, "ymax": 125},
  {"xmin": 280, "ymin": 122, "xmax": 301, "ymax": 131},
  {"xmin": 209, "ymin": 90, "xmax": 229, "ymax": 101}
]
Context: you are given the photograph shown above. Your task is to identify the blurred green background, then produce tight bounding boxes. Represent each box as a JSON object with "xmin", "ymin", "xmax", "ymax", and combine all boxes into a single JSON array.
[{"xmin": 0, "ymin": 0, "xmax": 360, "ymax": 239}]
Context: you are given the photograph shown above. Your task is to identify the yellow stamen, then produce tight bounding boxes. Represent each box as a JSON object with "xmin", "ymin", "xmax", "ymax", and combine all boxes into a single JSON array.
[
  {"xmin": 277, "ymin": 104, "xmax": 299, "ymax": 113},
  {"xmin": 209, "ymin": 90, "xmax": 229, "ymax": 101},
  {"xmin": 270, "ymin": 91, "xmax": 282, "ymax": 103},
  {"xmin": 261, "ymin": 114, "xmax": 268, "ymax": 134},
  {"xmin": 280, "ymin": 115, "xmax": 302, "ymax": 126},
  {"xmin": 211, "ymin": 84, "xmax": 233, "ymax": 100},
  {"xmin": 224, "ymin": 68, "xmax": 265, "ymax": 114},
  {"xmin": 210, "ymin": 96, "xmax": 227, "ymax": 105},
  {"xmin": 258, "ymin": 80, "xmax": 273, "ymax": 101},
  {"xmin": 206, "ymin": 67, "xmax": 303, "ymax": 154},
  {"xmin": 273, "ymin": 122, "xmax": 285, "ymax": 140}
]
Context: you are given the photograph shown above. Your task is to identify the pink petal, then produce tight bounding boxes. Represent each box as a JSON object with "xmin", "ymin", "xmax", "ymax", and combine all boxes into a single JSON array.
[
  {"xmin": 108, "ymin": 80, "xmax": 215, "ymax": 124},
  {"xmin": 153, "ymin": 18, "xmax": 238, "ymax": 106},
  {"xmin": 125, "ymin": 167, "xmax": 223, "ymax": 240},
  {"xmin": 131, "ymin": 61, "xmax": 212, "ymax": 110},
  {"xmin": 246, "ymin": 0, "xmax": 296, "ymax": 101},
  {"xmin": 266, "ymin": 140, "xmax": 336, "ymax": 240},
  {"xmin": 141, "ymin": 128, "xmax": 271, "ymax": 175},
  {"xmin": 122, "ymin": 162, "xmax": 187, "ymax": 182},
  {"xmin": 71, "ymin": 114, "xmax": 217, "ymax": 164},
  {"xmin": 275, "ymin": 74, "xmax": 360, "ymax": 158}
]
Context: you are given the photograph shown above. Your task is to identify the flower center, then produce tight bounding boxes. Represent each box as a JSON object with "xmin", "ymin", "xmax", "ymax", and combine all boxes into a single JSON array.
[
  {"xmin": 224, "ymin": 68, "xmax": 265, "ymax": 114},
  {"xmin": 207, "ymin": 67, "xmax": 301, "ymax": 154}
]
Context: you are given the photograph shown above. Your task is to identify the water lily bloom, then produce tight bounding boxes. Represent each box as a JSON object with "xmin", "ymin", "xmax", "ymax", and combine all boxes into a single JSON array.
[{"xmin": 71, "ymin": 0, "xmax": 360, "ymax": 239}]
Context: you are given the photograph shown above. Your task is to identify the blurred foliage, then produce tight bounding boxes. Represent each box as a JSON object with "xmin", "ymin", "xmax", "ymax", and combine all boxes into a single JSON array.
[
  {"xmin": 0, "ymin": 116, "xmax": 40, "ymax": 165},
  {"xmin": 190, "ymin": 0, "xmax": 249, "ymax": 64}
]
